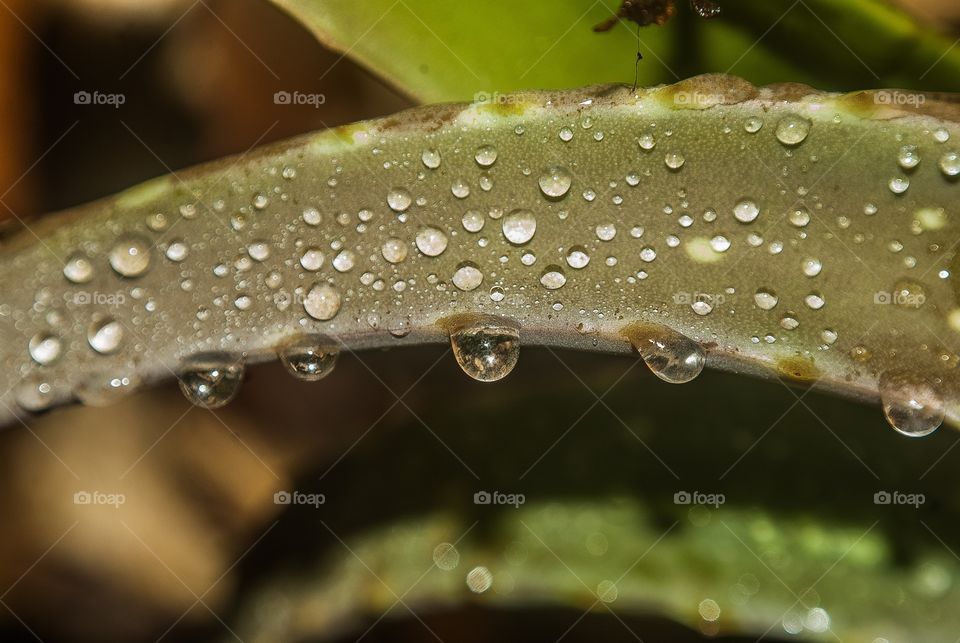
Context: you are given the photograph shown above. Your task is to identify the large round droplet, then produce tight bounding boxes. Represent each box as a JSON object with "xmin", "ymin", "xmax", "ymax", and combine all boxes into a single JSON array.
[
  {"xmin": 415, "ymin": 226, "xmax": 448, "ymax": 257},
  {"xmin": 387, "ymin": 187, "xmax": 412, "ymax": 212},
  {"xmin": 775, "ymin": 115, "xmax": 810, "ymax": 146},
  {"xmin": 87, "ymin": 317, "xmax": 124, "ymax": 354},
  {"xmin": 277, "ymin": 334, "xmax": 339, "ymax": 381},
  {"xmin": 303, "ymin": 283, "xmax": 342, "ymax": 321},
  {"xmin": 29, "ymin": 332, "xmax": 62, "ymax": 365},
  {"xmin": 538, "ymin": 167, "xmax": 572, "ymax": 198},
  {"xmin": 381, "ymin": 238, "xmax": 409, "ymax": 264},
  {"xmin": 734, "ymin": 200, "xmax": 760, "ymax": 223},
  {"xmin": 626, "ymin": 323, "xmax": 705, "ymax": 384},
  {"xmin": 879, "ymin": 371, "xmax": 944, "ymax": 437},
  {"xmin": 178, "ymin": 353, "xmax": 245, "ymax": 409},
  {"xmin": 109, "ymin": 235, "xmax": 152, "ymax": 277},
  {"xmin": 64, "ymin": 252, "xmax": 95, "ymax": 283},
  {"xmin": 502, "ymin": 209, "xmax": 537, "ymax": 245},
  {"xmin": 475, "ymin": 145, "xmax": 498, "ymax": 167},
  {"xmin": 452, "ymin": 262, "xmax": 483, "ymax": 291},
  {"xmin": 939, "ymin": 151, "xmax": 959, "ymax": 177},
  {"xmin": 449, "ymin": 318, "xmax": 520, "ymax": 382}
]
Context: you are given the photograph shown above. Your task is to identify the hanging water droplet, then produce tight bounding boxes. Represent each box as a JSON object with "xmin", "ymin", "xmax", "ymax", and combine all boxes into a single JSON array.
[
  {"xmin": 538, "ymin": 166, "xmax": 573, "ymax": 199},
  {"xmin": 626, "ymin": 323, "xmax": 705, "ymax": 384},
  {"xmin": 303, "ymin": 283, "xmax": 342, "ymax": 320},
  {"xmin": 502, "ymin": 209, "xmax": 537, "ymax": 245},
  {"xmin": 474, "ymin": 145, "xmax": 498, "ymax": 167},
  {"xmin": 277, "ymin": 334, "xmax": 339, "ymax": 381},
  {"xmin": 775, "ymin": 115, "xmax": 811, "ymax": 146},
  {"xmin": 415, "ymin": 226, "xmax": 449, "ymax": 257},
  {"xmin": 879, "ymin": 371, "xmax": 943, "ymax": 437},
  {"xmin": 87, "ymin": 317, "xmax": 124, "ymax": 354},
  {"xmin": 29, "ymin": 332, "xmax": 61, "ymax": 365},
  {"xmin": 178, "ymin": 353, "xmax": 245, "ymax": 409},
  {"xmin": 449, "ymin": 318, "xmax": 520, "ymax": 382},
  {"xmin": 387, "ymin": 187, "xmax": 412, "ymax": 212},
  {"xmin": 64, "ymin": 252, "xmax": 95, "ymax": 283},
  {"xmin": 109, "ymin": 235, "xmax": 152, "ymax": 277}
]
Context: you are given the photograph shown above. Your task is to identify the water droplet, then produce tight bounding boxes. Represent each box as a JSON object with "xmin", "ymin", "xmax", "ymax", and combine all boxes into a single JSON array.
[
  {"xmin": 299, "ymin": 248, "xmax": 325, "ymax": 272},
  {"xmin": 421, "ymin": 149, "xmax": 441, "ymax": 169},
  {"xmin": 381, "ymin": 238, "xmax": 409, "ymax": 264},
  {"xmin": 29, "ymin": 332, "xmax": 62, "ymax": 365},
  {"xmin": 15, "ymin": 376, "xmax": 55, "ymax": 411},
  {"xmin": 303, "ymin": 207, "xmax": 322, "ymax": 226},
  {"xmin": 626, "ymin": 323, "xmax": 705, "ymax": 384},
  {"xmin": 387, "ymin": 187, "xmax": 412, "ymax": 212},
  {"xmin": 247, "ymin": 241, "xmax": 270, "ymax": 262},
  {"xmin": 566, "ymin": 245, "xmax": 590, "ymax": 269},
  {"xmin": 559, "ymin": 127, "xmax": 574, "ymax": 142},
  {"xmin": 466, "ymin": 566, "xmax": 493, "ymax": 593},
  {"xmin": 449, "ymin": 318, "xmax": 520, "ymax": 382},
  {"xmin": 664, "ymin": 151, "xmax": 685, "ymax": 170},
  {"xmin": 453, "ymin": 262, "xmax": 483, "ymax": 291},
  {"xmin": 775, "ymin": 115, "xmax": 811, "ymax": 145},
  {"xmin": 638, "ymin": 132, "xmax": 656, "ymax": 151},
  {"xmin": 804, "ymin": 293, "xmax": 825, "ymax": 310},
  {"xmin": 595, "ymin": 223, "xmax": 617, "ymax": 241},
  {"xmin": 734, "ymin": 200, "xmax": 760, "ymax": 223},
  {"xmin": 539, "ymin": 266, "xmax": 566, "ymax": 290},
  {"xmin": 940, "ymin": 151, "xmax": 960, "ymax": 177},
  {"xmin": 332, "ymin": 250, "xmax": 355, "ymax": 273},
  {"xmin": 502, "ymin": 209, "xmax": 537, "ymax": 245},
  {"xmin": 475, "ymin": 145, "xmax": 498, "ymax": 167},
  {"xmin": 415, "ymin": 226, "xmax": 449, "ymax": 257},
  {"xmin": 691, "ymin": 300, "xmax": 713, "ymax": 316},
  {"xmin": 879, "ymin": 371, "xmax": 943, "ymax": 437},
  {"xmin": 538, "ymin": 166, "xmax": 573, "ymax": 198},
  {"xmin": 64, "ymin": 252, "xmax": 94, "ymax": 283},
  {"xmin": 898, "ymin": 145, "xmax": 921, "ymax": 169},
  {"xmin": 277, "ymin": 334, "xmax": 339, "ymax": 381},
  {"xmin": 165, "ymin": 240, "xmax": 188, "ymax": 262},
  {"xmin": 462, "ymin": 210, "xmax": 485, "ymax": 232},
  {"xmin": 303, "ymin": 283, "xmax": 342, "ymax": 320},
  {"xmin": 744, "ymin": 117, "xmax": 763, "ymax": 133},
  {"xmin": 451, "ymin": 180, "xmax": 471, "ymax": 199},
  {"xmin": 433, "ymin": 542, "xmax": 460, "ymax": 570},
  {"xmin": 889, "ymin": 177, "xmax": 910, "ymax": 194},
  {"xmin": 789, "ymin": 206, "xmax": 810, "ymax": 227},
  {"xmin": 779, "ymin": 313, "xmax": 799, "ymax": 330},
  {"xmin": 178, "ymin": 353, "xmax": 245, "ymax": 409},
  {"xmin": 109, "ymin": 236, "xmax": 151, "ymax": 277},
  {"xmin": 802, "ymin": 257, "xmax": 822, "ymax": 277},
  {"xmin": 87, "ymin": 317, "xmax": 124, "ymax": 354}
]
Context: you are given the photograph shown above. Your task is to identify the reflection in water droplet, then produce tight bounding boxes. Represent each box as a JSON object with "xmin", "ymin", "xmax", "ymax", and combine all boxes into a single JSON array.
[
  {"xmin": 277, "ymin": 334, "xmax": 339, "ymax": 381},
  {"xmin": 775, "ymin": 115, "xmax": 810, "ymax": 145},
  {"xmin": 450, "ymin": 318, "xmax": 520, "ymax": 382},
  {"xmin": 879, "ymin": 371, "xmax": 943, "ymax": 437},
  {"xmin": 179, "ymin": 353, "xmax": 245, "ymax": 409},
  {"xmin": 109, "ymin": 236, "xmax": 152, "ymax": 277},
  {"xmin": 538, "ymin": 167, "xmax": 573, "ymax": 198},
  {"xmin": 88, "ymin": 317, "xmax": 124, "ymax": 354},
  {"xmin": 626, "ymin": 323, "xmax": 705, "ymax": 384}
]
